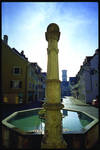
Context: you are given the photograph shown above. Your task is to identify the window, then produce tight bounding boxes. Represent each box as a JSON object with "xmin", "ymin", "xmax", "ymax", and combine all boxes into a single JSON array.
[
  {"xmin": 13, "ymin": 67, "xmax": 21, "ymax": 75},
  {"xmin": 18, "ymin": 93, "xmax": 23, "ymax": 103},
  {"xmin": 32, "ymin": 84, "xmax": 34, "ymax": 89},
  {"xmin": 35, "ymin": 85, "xmax": 38, "ymax": 90},
  {"xmin": 29, "ymin": 83, "xmax": 31, "ymax": 88},
  {"xmin": 10, "ymin": 80, "xmax": 22, "ymax": 88}
]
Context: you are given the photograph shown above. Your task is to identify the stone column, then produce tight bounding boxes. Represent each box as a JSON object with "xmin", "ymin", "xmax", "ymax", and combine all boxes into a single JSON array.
[{"xmin": 41, "ymin": 23, "xmax": 67, "ymax": 149}]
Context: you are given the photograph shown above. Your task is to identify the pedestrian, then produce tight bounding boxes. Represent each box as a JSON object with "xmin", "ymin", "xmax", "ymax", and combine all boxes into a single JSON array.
[{"xmin": 76, "ymin": 91, "xmax": 79, "ymax": 99}]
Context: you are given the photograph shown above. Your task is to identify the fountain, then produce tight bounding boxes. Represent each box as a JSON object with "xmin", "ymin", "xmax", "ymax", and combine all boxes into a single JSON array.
[
  {"xmin": 2, "ymin": 108, "xmax": 98, "ymax": 149},
  {"xmin": 41, "ymin": 23, "xmax": 67, "ymax": 149},
  {"xmin": 2, "ymin": 23, "xmax": 99, "ymax": 149}
]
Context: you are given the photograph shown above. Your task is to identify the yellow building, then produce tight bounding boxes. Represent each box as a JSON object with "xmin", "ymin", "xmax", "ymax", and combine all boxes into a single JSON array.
[
  {"xmin": 1, "ymin": 35, "xmax": 46, "ymax": 104},
  {"xmin": 1, "ymin": 35, "xmax": 28, "ymax": 104}
]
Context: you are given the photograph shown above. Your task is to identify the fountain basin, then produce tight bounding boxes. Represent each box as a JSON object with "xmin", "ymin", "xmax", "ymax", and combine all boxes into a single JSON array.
[{"xmin": 2, "ymin": 108, "xmax": 98, "ymax": 149}]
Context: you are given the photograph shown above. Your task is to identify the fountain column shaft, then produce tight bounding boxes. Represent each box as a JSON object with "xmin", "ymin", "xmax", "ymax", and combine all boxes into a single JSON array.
[
  {"xmin": 41, "ymin": 23, "xmax": 67, "ymax": 149},
  {"xmin": 47, "ymin": 39, "xmax": 59, "ymax": 79},
  {"xmin": 46, "ymin": 39, "xmax": 60, "ymax": 104}
]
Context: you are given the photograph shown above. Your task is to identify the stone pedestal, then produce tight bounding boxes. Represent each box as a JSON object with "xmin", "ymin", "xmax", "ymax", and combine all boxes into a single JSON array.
[{"xmin": 41, "ymin": 23, "xmax": 67, "ymax": 149}]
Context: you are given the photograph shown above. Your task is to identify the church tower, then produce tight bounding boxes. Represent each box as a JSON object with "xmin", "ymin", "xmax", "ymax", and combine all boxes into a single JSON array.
[{"xmin": 62, "ymin": 70, "xmax": 67, "ymax": 81}]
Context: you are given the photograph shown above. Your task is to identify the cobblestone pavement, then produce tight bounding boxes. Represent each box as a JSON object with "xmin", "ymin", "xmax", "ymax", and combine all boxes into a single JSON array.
[{"xmin": 62, "ymin": 96, "xmax": 99, "ymax": 119}]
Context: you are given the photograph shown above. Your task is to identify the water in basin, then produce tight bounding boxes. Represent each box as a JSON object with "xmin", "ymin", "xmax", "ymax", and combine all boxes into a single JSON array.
[{"xmin": 8, "ymin": 109, "xmax": 93, "ymax": 133}]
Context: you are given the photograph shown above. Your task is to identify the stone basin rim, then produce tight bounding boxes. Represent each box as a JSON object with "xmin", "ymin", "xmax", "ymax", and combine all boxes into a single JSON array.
[{"xmin": 2, "ymin": 107, "xmax": 98, "ymax": 135}]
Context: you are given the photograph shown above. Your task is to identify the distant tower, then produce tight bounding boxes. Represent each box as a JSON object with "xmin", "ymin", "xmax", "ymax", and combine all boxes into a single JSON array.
[
  {"xmin": 62, "ymin": 70, "xmax": 67, "ymax": 81},
  {"xmin": 3, "ymin": 35, "xmax": 8, "ymax": 44}
]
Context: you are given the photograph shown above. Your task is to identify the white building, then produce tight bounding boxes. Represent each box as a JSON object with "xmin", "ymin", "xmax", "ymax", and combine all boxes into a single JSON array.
[
  {"xmin": 89, "ymin": 50, "xmax": 99, "ymax": 102},
  {"xmin": 73, "ymin": 49, "xmax": 99, "ymax": 103}
]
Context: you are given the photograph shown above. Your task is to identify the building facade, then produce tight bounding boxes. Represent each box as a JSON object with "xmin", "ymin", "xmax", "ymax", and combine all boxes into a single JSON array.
[
  {"xmin": 1, "ymin": 35, "xmax": 46, "ymax": 104},
  {"xmin": 69, "ymin": 77, "xmax": 77, "ymax": 97},
  {"xmin": 1, "ymin": 35, "xmax": 28, "ymax": 104},
  {"xmin": 41, "ymin": 72, "xmax": 47, "ymax": 99},
  {"xmin": 27, "ymin": 63, "xmax": 46, "ymax": 103},
  {"xmin": 71, "ymin": 49, "xmax": 99, "ymax": 103}
]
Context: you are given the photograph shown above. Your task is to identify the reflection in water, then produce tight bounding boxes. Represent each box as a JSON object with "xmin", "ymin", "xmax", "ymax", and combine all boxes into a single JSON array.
[
  {"xmin": 77, "ymin": 112, "xmax": 93, "ymax": 127},
  {"xmin": 11, "ymin": 115, "xmax": 43, "ymax": 132},
  {"xmin": 39, "ymin": 122, "xmax": 45, "ymax": 134},
  {"xmin": 10, "ymin": 109, "xmax": 93, "ymax": 133},
  {"xmin": 62, "ymin": 111, "xmax": 83, "ymax": 132},
  {"xmin": 62, "ymin": 109, "xmax": 68, "ymax": 116}
]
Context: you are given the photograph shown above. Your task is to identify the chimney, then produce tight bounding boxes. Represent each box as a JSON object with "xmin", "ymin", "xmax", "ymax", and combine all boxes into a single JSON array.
[
  {"xmin": 21, "ymin": 50, "xmax": 24, "ymax": 56},
  {"xmin": 95, "ymin": 49, "xmax": 99, "ymax": 54},
  {"xmin": 3, "ymin": 35, "xmax": 8, "ymax": 44},
  {"xmin": 21, "ymin": 50, "xmax": 26, "ymax": 59}
]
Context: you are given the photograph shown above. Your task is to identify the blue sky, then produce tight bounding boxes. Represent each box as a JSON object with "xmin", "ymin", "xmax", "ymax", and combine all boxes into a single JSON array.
[{"xmin": 2, "ymin": 2, "xmax": 98, "ymax": 81}]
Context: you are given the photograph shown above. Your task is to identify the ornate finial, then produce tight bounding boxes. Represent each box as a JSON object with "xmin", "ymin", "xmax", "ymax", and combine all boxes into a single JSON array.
[
  {"xmin": 46, "ymin": 23, "xmax": 60, "ymax": 41},
  {"xmin": 47, "ymin": 23, "xmax": 59, "ymax": 32}
]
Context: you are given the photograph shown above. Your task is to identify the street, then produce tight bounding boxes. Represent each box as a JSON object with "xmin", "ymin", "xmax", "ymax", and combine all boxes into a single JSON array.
[{"xmin": 62, "ymin": 96, "xmax": 99, "ymax": 119}]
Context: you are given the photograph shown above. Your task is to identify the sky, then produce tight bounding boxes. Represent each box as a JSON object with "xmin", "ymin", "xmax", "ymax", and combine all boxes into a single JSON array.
[{"xmin": 2, "ymin": 2, "xmax": 98, "ymax": 81}]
